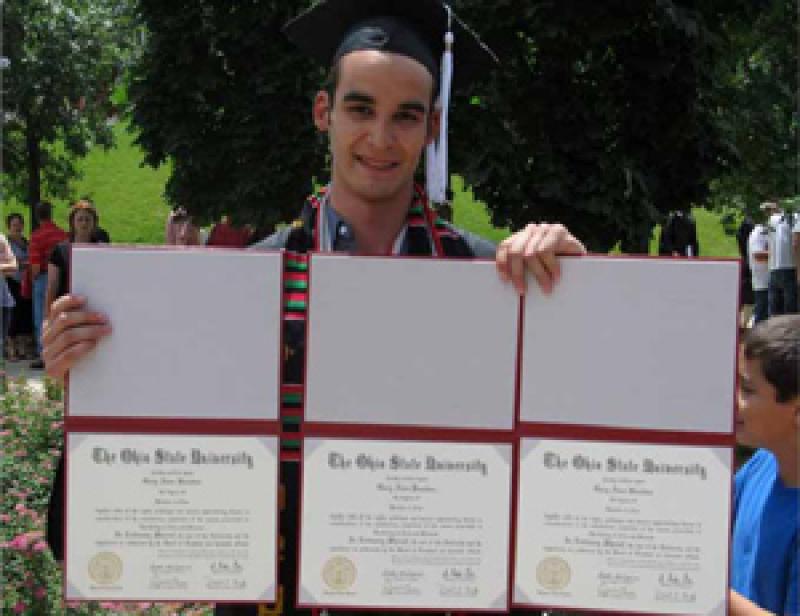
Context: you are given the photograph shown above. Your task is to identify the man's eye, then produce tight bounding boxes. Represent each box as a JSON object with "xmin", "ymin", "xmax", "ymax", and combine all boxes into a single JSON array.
[
  {"xmin": 395, "ymin": 111, "xmax": 421, "ymax": 124},
  {"xmin": 347, "ymin": 105, "xmax": 373, "ymax": 118}
]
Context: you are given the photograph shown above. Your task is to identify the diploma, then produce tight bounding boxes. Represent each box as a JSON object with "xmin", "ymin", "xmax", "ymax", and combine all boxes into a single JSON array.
[
  {"xmin": 299, "ymin": 438, "xmax": 512, "ymax": 610},
  {"xmin": 65, "ymin": 434, "xmax": 278, "ymax": 602},
  {"xmin": 514, "ymin": 439, "xmax": 731, "ymax": 615},
  {"xmin": 68, "ymin": 248, "xmax": 283, "ymax": 421}
]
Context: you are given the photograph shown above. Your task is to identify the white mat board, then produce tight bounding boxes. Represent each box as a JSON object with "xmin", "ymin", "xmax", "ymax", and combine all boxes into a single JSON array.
[
  {"xmin": 68, "ymin": 248, "xmax": 283, "ymax": 420},
  {"xmin": 305, "ymin": 255, "xmax": 518, "ymax": 430}
]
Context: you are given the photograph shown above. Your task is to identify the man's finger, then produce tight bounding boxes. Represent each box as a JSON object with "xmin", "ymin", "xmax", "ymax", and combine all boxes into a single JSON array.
[
  {"xmin": 45, "ymin": 340, "xmax": 99, "ymax": 381},
  {"xmin": 495, "ymin": 240, "xmax": 511, "ymax": 283},
  {"xmin": 507, "ymin": 226, "xmax": 535, "ymax": 295},
  {"xmin": 526, "ymin": 225, "xmax": 562, "ymax": 287}
]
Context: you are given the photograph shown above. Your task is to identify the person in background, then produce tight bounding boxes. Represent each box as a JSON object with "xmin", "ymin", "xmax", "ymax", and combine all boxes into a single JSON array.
[
  {"xmin": 46, "ymin": 201, "xmax": 100, "ymax": 317},
  {"xmin": 659, "ymin": 209, "xmax": 700, "ymax": 257},
  {"xmin": 5, "ymin": 213, "xmax": 34, "ymax": 360},
  {"xmin": 207, "ymin": 215, "xmax": 253, "ymax": 247},
  {"xmin": 730, "ymin": 315, "xmax": 799, "ymax": 616},
  {"xmin": 80, "ymin": 197, "xmax": 111, "ymax": 243},
  {"xmin": 748, "ymin": 206, "xmax": 771, "ymax": 325},
  {"xmin": 764, "ymin": 200, "xmax": 797, "ymax": 316},
  {"xmin": 165, "ymin": 206, "xmax": 201, "ymax": 246},
  {"xmin": 28, "ymin": 201, "xmax": 68, "ymax": 369},
  {"xmin": 737, "ymin": 214, "xmax": 755, "ymax": 327},
  {"xmin": 1, "ymin": 233, "xmax": 18, "ymax": 364}
]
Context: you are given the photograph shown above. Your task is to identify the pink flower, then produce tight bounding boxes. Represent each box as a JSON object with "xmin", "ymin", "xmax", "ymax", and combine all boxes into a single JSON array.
[
  {"xmin": 14, "ymin": 503, "xmax": 26, "ymax": 513},
  {"xmin": 34, "ymin": 587, "xmax": 47, "ymax": 599},
  {"xmin": 0, "ymin": 429, "xmax": 11, "ymax": 436},
  {"xmin": 32, "ymin": 540, "xmax": 47, "ymax": 552},
  {"xmin": 51, "ymin": 421, "xmax": 64, "ymax": 429},
  {"xmin": 9, "ymin": 534, "xmax": 31, "ymax": 550},
  {"xmin": 8, "ymin": 530, "xmax": 44, "ymax": 551},
  {"xmin": 13, "ymin": 601, "xmax": 25, "ymax": 613},
  {"xmin": 0, "ymin": 513, "xmax": 10, "ymax": 522}
]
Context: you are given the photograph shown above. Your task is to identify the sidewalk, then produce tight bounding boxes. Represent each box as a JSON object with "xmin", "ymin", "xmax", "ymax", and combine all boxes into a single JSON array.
[{"xmin": 2, "ymin": 359, "xmax": 46, "ymax": 396}]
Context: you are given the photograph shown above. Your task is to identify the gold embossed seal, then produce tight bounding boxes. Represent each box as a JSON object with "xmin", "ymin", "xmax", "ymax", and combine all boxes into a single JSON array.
[
  {"xmin": 88, "ymin": 552, "xmax": 123, "ymax": 585},
  {"xmin": 322, "ymin": 556, "xmax": 356, "ymax": 591},
  {"xmin": 536, "ymin": 556, "xmax": 571, "ymax": 590}
]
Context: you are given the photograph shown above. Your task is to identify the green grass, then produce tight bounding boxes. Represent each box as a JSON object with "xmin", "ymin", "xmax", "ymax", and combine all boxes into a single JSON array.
[
  {"xmin": 4, "ymin": 122, "xmax": 171, "ymax": 244},
  {"xmin": 4, "ymin": 122, "xmax": 739, "ymax": 257},
  {"xmin": 451, "ymin": 175, "xmax": 510, "ymax": 244},
  {"xmin": 71, "ymin": 123, "xmax": 172, "ymax": 243}
]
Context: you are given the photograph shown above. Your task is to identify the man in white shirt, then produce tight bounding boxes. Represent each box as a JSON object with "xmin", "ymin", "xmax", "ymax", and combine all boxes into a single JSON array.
[
  {"xmin": 747, "ymin": 207, "xmax": 770, "ymax": 324},
  {"xmin": 764, "ymin": 200, "xmax": 798, "ymax": 316}
]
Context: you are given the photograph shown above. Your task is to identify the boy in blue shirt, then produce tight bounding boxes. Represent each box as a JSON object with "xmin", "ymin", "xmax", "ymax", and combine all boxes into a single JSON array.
[{"xmin": 731, "ymin": 315, "xmax": 799, "ymax": 615}]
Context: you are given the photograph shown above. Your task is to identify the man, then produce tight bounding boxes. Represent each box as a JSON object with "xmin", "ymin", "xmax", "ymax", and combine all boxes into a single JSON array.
[
  {"xmin": 748, "ymin": 206, "xmax": 771, "ymax": 324},
  {"xmin": 28, "ymin": 200, "xmax": 68, "ymax": 369},
  {"xmin": 42, "ymin": 2, "xmax": 585, "ymax": 614},
  {"xmin": 737, "ymin": 214, "xmax": 755, "ymax": 326},
  {"xmin": 764, "ymin": 200, "xmax": 797, "ymax": 316},
  {"xmin": 659, "ymin": 209, "xmax": 700, "ymax": 257}
]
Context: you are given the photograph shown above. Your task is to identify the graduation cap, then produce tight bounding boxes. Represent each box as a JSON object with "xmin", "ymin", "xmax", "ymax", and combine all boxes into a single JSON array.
[{"xmin": 284, "ymin": 0, "xmax": 499, "ymax": 204}]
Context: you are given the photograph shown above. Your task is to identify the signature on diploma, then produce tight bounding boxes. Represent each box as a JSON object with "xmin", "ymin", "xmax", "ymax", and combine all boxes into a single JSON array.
[
  {"xmin": 210, "ymin": 560, "xmax": 244, "ymax": 575},
  {"xmin": 658, "ymin": 571, "xmax": 695, "ymax": 589},
  {"xmin": 442, "ymin": 567, "xmax": 476, "ymax": 582}
]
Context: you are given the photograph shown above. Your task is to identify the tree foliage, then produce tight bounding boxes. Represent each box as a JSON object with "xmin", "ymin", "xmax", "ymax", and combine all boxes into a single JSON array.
[
  {"xmin": 449, "ymin": 0, "xmax": 744, "ymax": 251},
  {"xmin": 1, "ymin": 0, "xmax": 137, "ymax": 217},
  {"xmin": 128, "ymin": 0, "xmax": 789, "ymax": 248},
  {"xmin": 706, "ymin": 0, "xmax": 797, "ymax": 214},
  {"xmin": 129, "ymin": 0, "xmax": 325, "ymax": 229}
]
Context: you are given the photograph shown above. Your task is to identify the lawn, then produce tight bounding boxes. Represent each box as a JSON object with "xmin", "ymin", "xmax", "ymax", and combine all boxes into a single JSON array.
[{"xmin": 4, "ymin": 120, "xmax": 739, "ymax": 257}]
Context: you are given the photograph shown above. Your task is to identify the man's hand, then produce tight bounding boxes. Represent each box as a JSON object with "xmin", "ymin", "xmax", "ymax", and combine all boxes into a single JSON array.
[
  {"xmin": 42, "ymin": 294, "xmax": 112, "ymax": 381},
  {"xmin": 496, "ymin": 223, "xmax": 587, "ymax": 295}
]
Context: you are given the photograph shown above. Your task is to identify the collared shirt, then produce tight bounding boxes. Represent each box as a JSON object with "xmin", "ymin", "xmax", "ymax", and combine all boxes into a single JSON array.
[{"xmin": 323, "ymin": 205, "xmax": 409, "ymax": 254}]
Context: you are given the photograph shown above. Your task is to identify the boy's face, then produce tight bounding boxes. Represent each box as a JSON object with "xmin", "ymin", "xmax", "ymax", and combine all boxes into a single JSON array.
[
  {"xmin": 736, "ymin": 355, "xmax": 799, "ymax": 450},
  {"xmin": 313, "ymin": 49, "xmax": 439, "ymax": 205}
]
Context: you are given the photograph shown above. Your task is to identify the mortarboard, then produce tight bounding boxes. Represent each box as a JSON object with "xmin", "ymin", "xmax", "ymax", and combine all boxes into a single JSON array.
[{"xmin": 284, "ymin": 0, "xmax": 499, "ymax": 203}]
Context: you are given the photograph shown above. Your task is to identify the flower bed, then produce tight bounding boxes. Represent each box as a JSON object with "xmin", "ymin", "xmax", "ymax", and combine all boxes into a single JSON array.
[{"xmin": 1, "ymin": 378, "xmax": 212, "ymax": 615}]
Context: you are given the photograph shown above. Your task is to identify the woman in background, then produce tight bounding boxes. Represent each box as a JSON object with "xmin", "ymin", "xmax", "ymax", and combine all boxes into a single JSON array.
[
  {"xmin": 1, "ymin": 233, "xmax": 18, "ymax": 364},
  {"xmin": 46, "ymin": 201, "xmax": 100, "ymax": 317},
  {"xmin": 5, "ymin": 213, "xmax": 34, "ymax": 360},
  {"xmin": 165, "ymin": 206, "xmax": 201, "ymax": 246}
]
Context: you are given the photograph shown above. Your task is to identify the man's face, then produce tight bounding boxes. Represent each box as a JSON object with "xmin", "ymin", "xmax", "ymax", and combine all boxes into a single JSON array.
[
  {"xmin": 313, "ymin": 49, "xmax": 438, "ymax": 204},
  {"xmin": 736, "ymin": 355, "xmax": 798, "ymax": 450}
]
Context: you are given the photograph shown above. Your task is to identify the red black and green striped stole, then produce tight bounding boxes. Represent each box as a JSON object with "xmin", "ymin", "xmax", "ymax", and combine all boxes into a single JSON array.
[{"xmin": 278, "ymin": 185, "xmax": 474, "ymax": 458}]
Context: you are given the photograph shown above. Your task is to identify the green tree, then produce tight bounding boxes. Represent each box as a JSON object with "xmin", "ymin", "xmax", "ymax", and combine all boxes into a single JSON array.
[
  {"xmin": 707, "ymin": 0, "xmax": 797, "ymax": 214},
  {"xmin": 450, "ymin": 0, "xmax": 737, "ymax": 252},
  {"xmin": 1, "ymin": 0, "xmax": 137, "ymax": 224},
  {"xmin": 129, "ymin": 0, "xmax": 325, "ymax": 230}
]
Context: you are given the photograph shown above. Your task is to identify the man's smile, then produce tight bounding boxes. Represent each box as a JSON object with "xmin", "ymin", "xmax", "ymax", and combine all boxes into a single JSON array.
[{"xmin": 355, "ymin": 155, "xmax": 400, "ymax": 171}]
